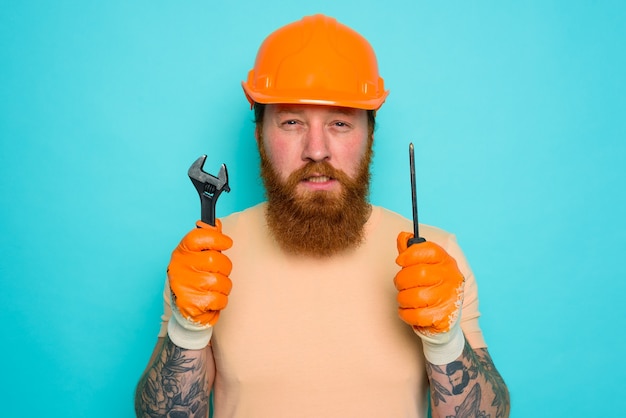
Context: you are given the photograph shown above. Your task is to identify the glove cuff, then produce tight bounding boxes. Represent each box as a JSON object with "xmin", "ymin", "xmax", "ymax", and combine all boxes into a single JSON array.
[
  {"xmin": 167, "ymin": 299, "xmax": 213, "ymax": 350},
  {"xmin": 417, "ymin": 320, "xmax": 465, "ymax": 365}
]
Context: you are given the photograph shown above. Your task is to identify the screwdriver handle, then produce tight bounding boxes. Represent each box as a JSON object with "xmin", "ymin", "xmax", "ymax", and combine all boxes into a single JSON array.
[{"xmin": 408, "ymin": 235, "xmax": 426, "ymax": 246}]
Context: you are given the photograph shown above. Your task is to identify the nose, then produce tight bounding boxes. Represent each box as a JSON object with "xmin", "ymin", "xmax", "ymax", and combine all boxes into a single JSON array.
[{"xmin": 301, "ymin": 123, "xmax": 330, "ymax": 162}]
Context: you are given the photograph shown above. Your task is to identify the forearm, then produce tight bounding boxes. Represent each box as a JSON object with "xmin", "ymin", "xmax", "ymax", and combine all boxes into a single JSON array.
[
  {"xmin": 428, "ymin": 341, "xmax": 510, "ymax": 418},
  {"xmin": 135, "ymin": 336, "xmax": 213, "ymax": 418}
]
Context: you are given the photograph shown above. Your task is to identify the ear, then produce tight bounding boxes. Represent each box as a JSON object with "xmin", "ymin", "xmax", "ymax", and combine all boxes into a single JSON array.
[{"xmin": 254, "ymin": 126, "xmax": 263, "ymax": 146}]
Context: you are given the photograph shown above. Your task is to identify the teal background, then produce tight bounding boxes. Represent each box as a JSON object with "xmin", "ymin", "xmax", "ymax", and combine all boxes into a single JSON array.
[{"xmin": 1, "ymin": 1, "xmax": 624, "ymax": 416}]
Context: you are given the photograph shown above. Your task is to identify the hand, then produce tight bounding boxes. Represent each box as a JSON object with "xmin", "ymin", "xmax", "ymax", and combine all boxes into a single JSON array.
[
  {"xmin": 394, "ymin": 232, "xmax": 465, "ymax": 364},
  {"xmin": 166, "ymin": 219, "xmax": 233, "ymax": 349}
]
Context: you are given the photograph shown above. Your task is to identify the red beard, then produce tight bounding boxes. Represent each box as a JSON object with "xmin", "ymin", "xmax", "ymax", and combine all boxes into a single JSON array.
[{"xmin": 259, "ymin": 143, "xmax": 373, "ymax": 257}]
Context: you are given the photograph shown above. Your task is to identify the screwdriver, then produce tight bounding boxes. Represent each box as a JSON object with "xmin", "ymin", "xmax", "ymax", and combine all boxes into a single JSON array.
[{"xmin": 408, "ymin": 142, "xmax": 426, "ymax": 246}]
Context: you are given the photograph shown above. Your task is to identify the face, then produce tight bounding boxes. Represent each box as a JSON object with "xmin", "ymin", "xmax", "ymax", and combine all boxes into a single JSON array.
[
  {"xmin": 256, "ymin": 103, "xmax": 374, "ymax": 257},
  {"xmin": 446, "ymin": 364, "xmax": 470, "ymax": 395},
  {"xmin": 259, "ymin": 104, "xmax": 370, "ymax": 198}
]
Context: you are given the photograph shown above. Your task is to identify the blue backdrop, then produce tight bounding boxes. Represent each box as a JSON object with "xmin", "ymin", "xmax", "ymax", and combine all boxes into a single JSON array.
[{"xmin": 1, "ymin": 1, "xmax": 624, "ymax": 416}]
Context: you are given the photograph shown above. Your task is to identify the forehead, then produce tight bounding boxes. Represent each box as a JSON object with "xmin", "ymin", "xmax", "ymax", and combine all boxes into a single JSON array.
[{"xmin": 266, "ymin": 103, "xmax": 365, "ymax": 117}]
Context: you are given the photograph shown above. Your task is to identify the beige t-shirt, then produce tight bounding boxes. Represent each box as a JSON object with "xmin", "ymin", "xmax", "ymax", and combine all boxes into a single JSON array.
[{"xmin": 159, "ymin": 203, "xmax": 485, "ymax": 417}]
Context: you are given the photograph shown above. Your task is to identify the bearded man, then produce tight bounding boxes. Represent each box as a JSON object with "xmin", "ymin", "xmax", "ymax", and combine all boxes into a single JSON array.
[{"xmin": 135, "ymin": 14, "xmax": 509, "ymax": 418}]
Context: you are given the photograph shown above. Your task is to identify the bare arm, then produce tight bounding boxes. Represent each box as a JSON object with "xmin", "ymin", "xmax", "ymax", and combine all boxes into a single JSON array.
[
  {"xmin": 135, "ymin": 336, "xmax": 215, "ymax": 417},
  {"xmin": 428, "ymin": 341, "xmax": 510, "ymax": 418}
]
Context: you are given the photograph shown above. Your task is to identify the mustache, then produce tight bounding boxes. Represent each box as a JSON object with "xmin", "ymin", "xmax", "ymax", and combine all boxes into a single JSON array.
[{"xmin": 287, "ymin": 161, "xmax": 350, "ymax": 186}]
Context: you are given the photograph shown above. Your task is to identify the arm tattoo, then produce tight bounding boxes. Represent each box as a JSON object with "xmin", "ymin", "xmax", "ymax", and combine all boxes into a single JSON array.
[
  {"xmin": 427, "ymin": 341, "xmax": 510, "ymax": 418},
  {"xmin": 135, "ymin": 338, "xmax": 210, "ymax": 418}
]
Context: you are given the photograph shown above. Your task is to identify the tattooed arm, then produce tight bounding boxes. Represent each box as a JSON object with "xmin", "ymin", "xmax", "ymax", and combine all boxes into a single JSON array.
[
  {"xmin": 135, "ymin": 336, "xmax": 215, "ymax": 418},
  {"xmin": 427, "ymin": 341, "xmax": 510, "ymax": 418}
]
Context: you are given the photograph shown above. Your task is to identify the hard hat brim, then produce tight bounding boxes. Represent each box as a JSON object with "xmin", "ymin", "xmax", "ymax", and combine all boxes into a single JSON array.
[{"xmin": 242, "ymin": 82, "xmax": 389, "ymax": 111}]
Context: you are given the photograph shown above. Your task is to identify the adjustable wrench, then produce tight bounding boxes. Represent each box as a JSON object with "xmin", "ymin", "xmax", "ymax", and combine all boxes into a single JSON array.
[{"xmin": 187, "ymin": 155, "xmax": 230, "ymax": 226}]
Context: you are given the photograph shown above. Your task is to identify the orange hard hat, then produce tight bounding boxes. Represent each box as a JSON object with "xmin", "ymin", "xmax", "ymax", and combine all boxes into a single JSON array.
[{"xmin": 242, "ymin": 14, "xmax": 389, "ymax": 110}]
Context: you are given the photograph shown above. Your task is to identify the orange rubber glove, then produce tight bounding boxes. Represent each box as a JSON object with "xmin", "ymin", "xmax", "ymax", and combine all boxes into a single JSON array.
[
  {"xmin": 166, "ymin": 219, "xmax": 233, "ymax": 349},
  {"xmin": 395, "ymin": 231, "xmax": 465, "ymax": 364}
]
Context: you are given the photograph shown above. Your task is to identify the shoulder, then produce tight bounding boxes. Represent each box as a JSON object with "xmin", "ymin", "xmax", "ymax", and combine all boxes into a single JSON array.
[
  {"xmin": 372, "ymin": 205, "xmax": 457, "ymax": 247},
  {"xmin": 221, "ymin": 202, "xmax": 266, "ymax": 232}
]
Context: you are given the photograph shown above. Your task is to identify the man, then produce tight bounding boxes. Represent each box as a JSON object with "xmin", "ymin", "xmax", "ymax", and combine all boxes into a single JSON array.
[{"xmin": 135, "ymin": 14, "xmax": 510, "ymax": 418}]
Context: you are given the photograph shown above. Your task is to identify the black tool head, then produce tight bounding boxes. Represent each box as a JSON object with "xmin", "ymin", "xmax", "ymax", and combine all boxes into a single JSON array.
[{"xmin": 187, "ymin": 155, "xmax": 230, "ymax": 193}]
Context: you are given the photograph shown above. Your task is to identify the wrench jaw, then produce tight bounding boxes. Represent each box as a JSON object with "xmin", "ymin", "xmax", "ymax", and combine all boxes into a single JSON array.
[{"xmin": 187, "ymin": 155, "xmax": 230, "ymax": 226}]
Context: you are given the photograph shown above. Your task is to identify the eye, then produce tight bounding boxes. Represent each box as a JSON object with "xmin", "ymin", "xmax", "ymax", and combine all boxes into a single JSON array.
[
  {"xmin": 280, "ymin": 119, "xmax": 300, "ymax": 127},
  {"xmin": 331, "ymin": 120, "xmax": 352, "ymax": 130}
]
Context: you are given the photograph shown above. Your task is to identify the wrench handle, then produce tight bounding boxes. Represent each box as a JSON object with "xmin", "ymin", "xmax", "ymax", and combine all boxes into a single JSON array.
[{"xmin": 200, "ymin": 188, "xmax": 220, "ymax": 226}]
